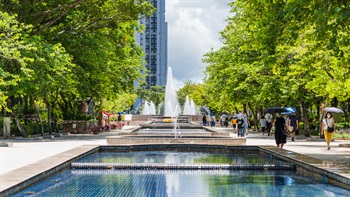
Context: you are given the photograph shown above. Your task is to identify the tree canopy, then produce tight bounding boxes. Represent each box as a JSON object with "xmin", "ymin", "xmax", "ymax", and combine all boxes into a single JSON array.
[
  {"xmin": 0, "ymin": 0, "xmax": 155, "ymax": 135},
  {"xmin": 203, "ymin": 0, "xmax": 350, "ymax": 131}
]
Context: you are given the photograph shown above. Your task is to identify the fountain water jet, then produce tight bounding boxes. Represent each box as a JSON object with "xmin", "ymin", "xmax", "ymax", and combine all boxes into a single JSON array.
[
  {"xmin": 164, "ymin": 67, "xmax": 179, "ymax": 116},
  {"xmin": 183, "ymin": 96, "xmax": 197, "ymax": 115},
  {"xmin": 141, "ymin": 100, "xmax": 156, "ymax": 115},
  {"xmin": 190, "ymin": 99, "xmax": 197, "ymax": 115},
  {"xmin": 141, "ymin": 100, "xmax": 150, "ymax": 115},
  {"xmin": 149, "ymin": 101, "xmax": 156, "ymax": 115}
]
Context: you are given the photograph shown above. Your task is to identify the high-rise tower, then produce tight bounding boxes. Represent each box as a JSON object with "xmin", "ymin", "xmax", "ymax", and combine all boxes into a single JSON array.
[{"xmin": 136, "ymin": 0, "xmax": 168, "ymax": 88}]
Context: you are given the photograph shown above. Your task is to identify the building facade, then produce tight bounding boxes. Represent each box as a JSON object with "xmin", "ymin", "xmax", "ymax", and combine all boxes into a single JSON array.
[{"xmin": 136, "ymin": 0, "xmax": 168, "ymax": 88}]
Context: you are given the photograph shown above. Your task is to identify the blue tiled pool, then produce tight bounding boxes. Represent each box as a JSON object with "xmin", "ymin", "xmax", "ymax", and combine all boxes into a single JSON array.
[
  {"xmin": 12, "ymin": 151, "xmax": 350, "ymax": 197},
  {"xmin": 76, "ymin": 151, "xmax": 287, "ymax": 165},
  {"xmin": 13, "ymin": 169, "xmax": 349, "ymax": 197}
]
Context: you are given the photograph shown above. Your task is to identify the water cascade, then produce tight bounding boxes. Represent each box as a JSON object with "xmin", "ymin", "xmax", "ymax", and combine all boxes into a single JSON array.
[
  {"xmin": 183, "ymin": 96, "xmax": 197, "ymax": 115},
  {"xmin": 164, "ymin": 67, "xmax": 179, "ymax": 116},
  {"xmin": 142, "ymin": 100, "xmax": 150, "ymax": 115},
  {"xmin": 142, "ymin": 100, "xmax": 156, "ymax": 115},
  {"xmin": 190, "ymin": 100, "xmax": 197, "ymax": 115},
  {"xmin": 172, "ymin": 105, "xmax": 182, "ymax": 138},
  {"xmin": 149, "ymin": 101, "xmax": 156, "ymax": 115},
  {"xmin": 183, "ymin": 96, "xmax": 191, "ymax": 115}
]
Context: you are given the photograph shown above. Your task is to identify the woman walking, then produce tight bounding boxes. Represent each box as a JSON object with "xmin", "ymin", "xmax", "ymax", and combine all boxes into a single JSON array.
[
  {"xmin": 273, "ymin": 112, "xmax": 287, "ymax": 148},
  {"xmin": 321, "ymin": 112, "xmax": 335, "ymax": 150},
  {"xmin": 260, "ymin": 115, "xmax": 266, "ymax": 135}
]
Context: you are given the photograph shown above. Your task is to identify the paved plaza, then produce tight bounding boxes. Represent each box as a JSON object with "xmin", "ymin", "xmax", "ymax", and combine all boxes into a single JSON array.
[{"xmin": 1, "ymin": 126, "xmax": 349, "ymax": 175}]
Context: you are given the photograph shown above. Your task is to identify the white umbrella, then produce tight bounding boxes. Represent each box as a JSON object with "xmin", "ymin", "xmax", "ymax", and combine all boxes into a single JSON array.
[{"xmin": 324, "ymin": 107, "xmax": 344, "ymax": 114}]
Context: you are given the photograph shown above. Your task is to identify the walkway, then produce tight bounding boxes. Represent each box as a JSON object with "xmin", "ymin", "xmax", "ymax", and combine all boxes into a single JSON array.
[{"xmin": 1, "ymin": 126, "xmax": 349, "ymax": 175}]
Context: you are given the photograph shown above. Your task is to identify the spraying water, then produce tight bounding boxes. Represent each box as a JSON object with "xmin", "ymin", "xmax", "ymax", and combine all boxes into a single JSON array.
[
  {"xmin": 149, "ymin": 101, "xmax": 156, "ymax": 115},
  {"xmin": 142, "ymin": 100, "xmax": 150, "ymax": 115},
  {"xmin": 183, "ymin": 96, "xmax": 197, "ymax": 115},
  {"xmin": 190, "ymin": 99, "xmax": 197, "ymax": 115},
  {"xmin": 164, "ymin": 67, "xmax": 179, "ymax": 116},
  {"xmin": 183, "ymin": 96, "xmax": 191, "ymax": 115},
  {"xmin": 141, "ymin": 100, "xmax": 156, "ymax": 115},
  {"xmin": 172, "ymin": 105, "xmax": 182, "ymax": 138}
]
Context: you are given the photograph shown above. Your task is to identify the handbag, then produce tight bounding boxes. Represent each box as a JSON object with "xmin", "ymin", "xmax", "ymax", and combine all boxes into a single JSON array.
[
  {"xmin": 326, "ymin": 119, "xmax": 334, "ymax": 133},
  {"xmin": 288, "ymin": 126, "xmax": 294, "ymax": 133}
]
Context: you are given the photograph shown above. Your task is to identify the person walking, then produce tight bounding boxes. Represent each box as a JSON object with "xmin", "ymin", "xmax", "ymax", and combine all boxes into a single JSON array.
[
  {"xmin": 321, "ymin": 112, "xmax": 335, "ymax": 150},
  {"xmin": 260, "ymin": 115, "xmax": 266, "ymax": 135},
  {"xmin": 232, "ymin": 113, "xmax": 238, "ymax": 133},
  {"xmin": 210, "ymin": 114, "xmax": 216, "ymax": 127},
  {"xmin": 265, "ymin": 112, "xmax": 273, "ymax": 136},
  {"xmin": 117, "ymin": 113, "xmax": 122, "ymax": 130},
  {"xmin": 243, "ymin": 113, "xmax": 250, "ymax": 136},
  {"xmin": 237, "ymin": 117, "xmax": 245, "ymax": 137},
  {"xmin": 219, "ymin": 115, "xmax": 224, "ymax": 127},
  {"xmin": 202, "ymin": 113, "xmax": 207, "ymax": 126},
  {"xmin": 224, "ymin": 116, "xmax": 229, "ymax": 128},
  {"xmin": 283, "ymin": 113, "xmax": 290, "ymax": 140},
  {"xmin": 288, "ymin": 112, "xmax": 298, "ymax": 141},
  {"xmin": 273, "ymin": 112, "xmax": 287, "ymax": 148}
]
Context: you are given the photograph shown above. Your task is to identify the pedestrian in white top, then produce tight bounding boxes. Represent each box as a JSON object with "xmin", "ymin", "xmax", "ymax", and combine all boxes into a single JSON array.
[
  {"xmin": 265, "ymin": 112, "xmax": 273, "ymax": 136},
  {"xmin": 260, "ymin": 116, "xmax": 266, "ymax": 135}
]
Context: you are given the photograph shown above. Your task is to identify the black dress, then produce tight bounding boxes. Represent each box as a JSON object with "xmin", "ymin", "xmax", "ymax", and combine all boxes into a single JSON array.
[{"xmin": 274, "ymin": 117, "xmax": 286, "ymax": 144}]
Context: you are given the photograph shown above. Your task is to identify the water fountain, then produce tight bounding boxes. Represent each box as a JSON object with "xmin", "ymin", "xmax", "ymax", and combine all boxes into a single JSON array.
[
  {"xmin": 113, "ymin": 66, "xmax": 245, "ymax": 145},
  {"xmin": 171, "ymin": 105, "xmax": 182, "ymax": 138},
  {"xmin": 164, "ymin": 67, "xmax": 179, "ymax": 116},
  {"xmin": 190, "ymin": 100, "xmax": 197, "ymax": 115},
  {"xmin": 183, "ymin": 96, "xmax": 197, "ymax": 115},
  {"xmin": 141, "ymin": 100, "xmax": 150, "ymax": 115},
  {"xmin": 149, "ymin": 101, "xmax": 156, "ymax": 115},
  {"xmin": 141, "ymin": 100, "xmax": 156, "ymax": 115}
]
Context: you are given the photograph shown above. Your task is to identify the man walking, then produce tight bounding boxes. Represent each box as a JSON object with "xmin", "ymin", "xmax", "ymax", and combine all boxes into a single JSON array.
[
  {"xmin": 288, "ymin": 112, "xmax": 298, "ymax": 141},
  {"xmin": 265, "ymin": 112, "xmax": 273, "ymax": 136}
]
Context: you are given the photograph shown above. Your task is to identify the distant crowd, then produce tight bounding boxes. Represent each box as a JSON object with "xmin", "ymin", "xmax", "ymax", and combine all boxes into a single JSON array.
[{"xmin": 201, "ymin": 110, "xmax": 336, "ymax": 150}]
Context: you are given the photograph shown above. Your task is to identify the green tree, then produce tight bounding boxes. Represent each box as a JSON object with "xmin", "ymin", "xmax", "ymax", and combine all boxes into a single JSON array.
[{"xmin": 203, "ymin": 0, "xmax": 350, "ymax": 134}]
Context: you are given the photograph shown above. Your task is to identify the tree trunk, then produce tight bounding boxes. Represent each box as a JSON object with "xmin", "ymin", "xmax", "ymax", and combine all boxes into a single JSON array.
[
  {"xmin": 12, "ymin": 112, "xmax": 28, "ymax": 137},
  {"xmin": 319, "ymin": 99, "xmax": 328, "ymax": 138},
  {"xmin": 342, "ymin": 101, "xmax": 348, "ymax": 122},
  {"xmin": 331, "ymin": 97, "xmax": 338, "ymax": 107},
  {"xmin": 248, "ymin": 102, "xmax": 258, "ymax": 131},
  {"xmin": 25, "ymin": 96, "xmax": 28, "ymax": 125},
  {"xmin": 33, "ymin": 100, "xmax": 44, "ymax": 136},
  {"xmin": 7, "ymin": 96, "xmax": 27, "ymax": 137},
  {"xmin": 234, "ymin": 106, "xmax": 239, "ymax": 114},
  {"xmin": 298, "ymin": 100, "xmax": 310, "ymax": 137},
  {"xmin": 45, "ymin": 98, "xmax": 52, "ymax": 134}
]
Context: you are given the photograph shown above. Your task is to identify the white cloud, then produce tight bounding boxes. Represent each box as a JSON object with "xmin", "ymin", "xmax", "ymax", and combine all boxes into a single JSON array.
[{"xmin": 166, "ymin": 0, "xmax": 232, "ymax": 86}]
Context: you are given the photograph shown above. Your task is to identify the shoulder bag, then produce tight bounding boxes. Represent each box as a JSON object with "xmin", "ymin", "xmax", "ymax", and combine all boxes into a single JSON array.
[{"xmin": 326, "ymin": 119, "xmax": 334, "ymax": 133}]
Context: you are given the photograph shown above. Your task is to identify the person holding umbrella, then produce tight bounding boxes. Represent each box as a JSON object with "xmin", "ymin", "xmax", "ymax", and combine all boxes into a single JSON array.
[
  {"xmin": 273, "ymin": 111, "xmax": 287, "ymax": 148},
  {"xmin": 321, "ymin": 112, "xmax": 335, "ymax": 150}
]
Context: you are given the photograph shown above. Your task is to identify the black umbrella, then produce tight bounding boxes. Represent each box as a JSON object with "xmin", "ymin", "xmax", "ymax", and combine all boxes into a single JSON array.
[
  {"xmin": 265, "ymin": 107, "xmax": 288, "ymax": 114},
  {"xmin": 231, "ymin": 115, "xmax": 238, "ymax": 119}
]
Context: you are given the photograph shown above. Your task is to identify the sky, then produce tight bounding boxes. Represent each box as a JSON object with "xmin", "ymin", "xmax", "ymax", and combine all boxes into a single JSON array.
[{"xmin": 165, "ymin": 0, "xmax": 232, "ymax": 88}]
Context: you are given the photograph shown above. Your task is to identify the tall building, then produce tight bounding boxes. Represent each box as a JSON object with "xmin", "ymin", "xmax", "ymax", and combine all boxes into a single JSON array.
[{"xmin": 136, "ymin": 0, "xmax": 168, "ymax": 88}]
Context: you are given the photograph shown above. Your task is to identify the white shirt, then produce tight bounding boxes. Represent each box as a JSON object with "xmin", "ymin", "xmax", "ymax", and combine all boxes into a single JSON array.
[
  {"xmin": 265, "ymin": 113, "xmax": 273, "ymax": 123},
  {"xmin": 323, "ymin": 118, "xmax": 334, "ymax": 129}
]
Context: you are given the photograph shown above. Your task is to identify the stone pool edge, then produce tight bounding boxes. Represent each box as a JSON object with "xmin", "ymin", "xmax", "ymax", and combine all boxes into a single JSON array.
[
  {"xmin": 1, "ymin": 144, "xmax": 349, "ymax": 196},
  {"xmin": 259, "ymin": 146, "xmax": 350, "ymax": 190},
  {"xmin": 0, "ymin": 145, "xmax": 99, "ymax": 197}
]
